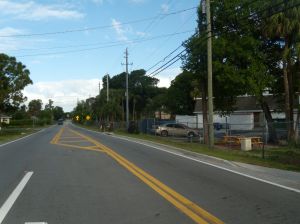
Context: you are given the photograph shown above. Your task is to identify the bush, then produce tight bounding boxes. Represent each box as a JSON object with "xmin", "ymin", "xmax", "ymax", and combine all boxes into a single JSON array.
[{"xmin": 9, "ymin": 119, "xmax": 52, "ymax": 127}]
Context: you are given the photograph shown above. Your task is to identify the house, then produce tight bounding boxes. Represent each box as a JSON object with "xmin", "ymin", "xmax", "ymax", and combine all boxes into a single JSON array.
[
  {"xmin": 191, "ymin": 95, "xmax": 289, "ymax": 130},
  {"xmin": 175, "ymin": 95, "xmax": 293, "ymax": 130},
  {"xmin": 0, "ymin": 114, "xmax": 12, "ymax": 124}
]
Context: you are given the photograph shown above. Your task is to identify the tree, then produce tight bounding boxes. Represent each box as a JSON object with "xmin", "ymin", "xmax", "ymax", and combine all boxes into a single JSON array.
[
  {"xmin": 12, "ymin": 105, "xmax": 29, "ymax": 120},
  {"xmin": 263, "ymin": 0, "xmax": 300, "ymax": 141},
  {"xmin": 28, "ymin": 99, "xmax": 42, "ymax": 117},
  {"xmin": 166, "ymin": 71, "xmax": 195, "ymax": 115},
  {"xmin": 53, "ymin": 106, "xmax": 64, "ymax": 120},
  {"xmin": 0, "ymin": 54, "xmax": 32, "ymax": 113},
  {"xmin": 45, "ymin": 99, "xmax": 54, "ymax": 111},
  {"xmin": 182, "ymin": 0, "xmax": 290, "ymax": 143},
  {"xmin": 95, "ymin": 69, "xmax": 160, "ymax": 120}
]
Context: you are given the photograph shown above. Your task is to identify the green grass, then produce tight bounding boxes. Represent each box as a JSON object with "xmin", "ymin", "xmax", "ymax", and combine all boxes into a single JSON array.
[
  {"xmin": 74, "ymin": 123, "xmax": 300, "ymax": 172},
  {"xmin": 113, "ymin": 130, "xmax": 300, "ymax": 172},
  {"xmin": 0, "ymin": 126, "xmax": 44, "ymax": 144}
]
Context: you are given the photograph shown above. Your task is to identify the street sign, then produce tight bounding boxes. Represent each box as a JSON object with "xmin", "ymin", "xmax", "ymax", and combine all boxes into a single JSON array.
[{"xmin": 86, "ymin": 115, "xmax": 91, "ymax": 121}]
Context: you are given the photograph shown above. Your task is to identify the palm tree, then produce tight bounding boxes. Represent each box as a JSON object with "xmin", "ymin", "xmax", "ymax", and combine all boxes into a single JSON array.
[{"xmin": 263, "ymin": 0, "xmax": 300, "ymax": 141}]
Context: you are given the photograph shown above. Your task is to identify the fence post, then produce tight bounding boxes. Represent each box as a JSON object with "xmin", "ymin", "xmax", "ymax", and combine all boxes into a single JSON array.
[{"xmin": 265, "ymin": 121, "xmax": 268, "ymax": 145}]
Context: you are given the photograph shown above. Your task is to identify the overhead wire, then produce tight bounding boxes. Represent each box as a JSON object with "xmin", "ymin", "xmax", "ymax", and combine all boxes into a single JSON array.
[
  {"xmin": 139, "ymin": 10, "xmax": 196, "ymax": 71},
  {"xmin": 15, "ymin": 30, "xmax": 194, "ymax": 57},
  {"xmin": 0, "ymin": 6, "xmax": 197, "ymax": 38}
]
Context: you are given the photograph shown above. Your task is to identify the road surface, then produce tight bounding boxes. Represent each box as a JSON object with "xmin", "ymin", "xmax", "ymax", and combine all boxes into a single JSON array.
[{"xmin": 0, "ymin": 122, "xmax": 299, "ymax": 224}]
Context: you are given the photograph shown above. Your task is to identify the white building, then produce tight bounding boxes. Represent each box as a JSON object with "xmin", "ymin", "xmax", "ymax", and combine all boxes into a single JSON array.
[
  {"xmin": 177, "ymin": 95, "xmax": 288, "ymax": 130},
  {"xmin": 0, "ymin": 114, "xmax": 12, "ymax": 124}
]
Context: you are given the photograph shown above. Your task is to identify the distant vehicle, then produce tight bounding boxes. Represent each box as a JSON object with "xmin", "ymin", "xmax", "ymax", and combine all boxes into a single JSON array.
[
  {"xmin": 57, "ymin": 119, "xmax": 64, "ymax": 125},
  {"xmin": 156, "ymin": 123, "xmax": 200, "ymax": 137}
]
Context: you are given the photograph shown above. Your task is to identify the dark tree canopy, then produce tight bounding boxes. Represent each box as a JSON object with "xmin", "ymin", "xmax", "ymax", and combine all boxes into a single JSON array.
[{"xmin": 0, "ymin": 54, "xmax": 32, "ymax": 113}]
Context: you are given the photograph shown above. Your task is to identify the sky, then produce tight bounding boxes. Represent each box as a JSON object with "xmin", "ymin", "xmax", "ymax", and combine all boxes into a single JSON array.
[{"xmin": 0, "ymin": 0, "xmax": 199, "ymax": 112}]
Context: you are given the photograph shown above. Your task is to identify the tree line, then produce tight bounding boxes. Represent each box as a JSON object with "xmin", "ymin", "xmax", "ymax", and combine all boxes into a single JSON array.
[
  {"xmin": 72, "ymin": 69, "xmax": 194, "ymax": 123},
  {"xmin": 0, "ymin": 53, "xmax": 64, "ymax": 126}
]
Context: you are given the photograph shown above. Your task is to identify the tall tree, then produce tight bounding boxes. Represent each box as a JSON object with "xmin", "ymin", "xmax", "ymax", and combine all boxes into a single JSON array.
[
  {"xmin": 263, "ymin": 0, "xmax": 300, "ymax": 141},
  {"xmin": 28, "ymin": 99, "xmax": 42, "ymax": 117},
  {"xmin": 166, "ymin": 70, "xmax": 195, "ymax": 116},
  {"xmin": 45, "ymin": 99, "xmax": 54, "ymax": 111},
  {"xmin": 53, "ymin": 106, "xmax": 64, "ymax": 120},
  {"xmin": 0, "ymin": 54, "xmax": 32, "ymax": 113}
]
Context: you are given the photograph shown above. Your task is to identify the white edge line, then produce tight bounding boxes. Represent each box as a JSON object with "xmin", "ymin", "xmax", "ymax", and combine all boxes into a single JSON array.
[
  {"xmin": 25, "ymin": 222, "xmax": 47, "ymax": 224},
  {"xmin": 72, "ymin": 124, "xmax": 300, "ymax": 194},
  {"xmin": 0, "ymin": 171, "xmax": 34, "ymax": 224},
  {"xmin": 0, "ymin": 129, "xmax": 45, "ymax": 148}
]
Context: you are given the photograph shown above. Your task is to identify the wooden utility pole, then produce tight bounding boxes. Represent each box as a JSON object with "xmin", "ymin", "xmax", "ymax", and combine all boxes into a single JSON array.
[{"xmin": 206, "ymin": 0, "xmax": 214, "ymax": 148}]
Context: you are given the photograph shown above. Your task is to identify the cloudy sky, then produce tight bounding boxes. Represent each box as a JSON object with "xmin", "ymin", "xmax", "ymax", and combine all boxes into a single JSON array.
[{"xmin": 0, "ymin": 0, "xmax": 198, "ymax": 112}]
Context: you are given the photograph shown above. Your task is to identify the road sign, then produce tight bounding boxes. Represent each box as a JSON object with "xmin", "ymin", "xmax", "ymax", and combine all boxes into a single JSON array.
[
  {"xmin": 86, "ymin": 115, "xmax": 91, "ymax": 121},
  {"xmin": 76, "ymin": 115, "xmax": 79, "ymax": 121}
]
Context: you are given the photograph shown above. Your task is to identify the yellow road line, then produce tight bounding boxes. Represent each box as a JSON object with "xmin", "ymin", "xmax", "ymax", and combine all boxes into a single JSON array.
[
  {"xmin": 59, "ymin": 140, "xmax": 89, "ymax": 143},
  {"xmin": 51, "ymin": 127, "xmax": 104, "ymax": 153},
  {"xmin": 59, "ymin": 136, "xmax": 84, "ymax": 139},
  {"xmin": 69, "ymin": 129, "xmax": 224, "ymax": 224},
  {"xmin": 55, "ymin": 142, "xmax": 105, "ymax": 152},
  {"xmin": 50, "ymin": 127, "xmax": 65, "ymax": 144}
]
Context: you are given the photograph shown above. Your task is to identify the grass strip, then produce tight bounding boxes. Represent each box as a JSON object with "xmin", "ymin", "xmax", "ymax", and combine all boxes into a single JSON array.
[
  {"xmin": 74, "ymin": 123, "xmax": 300, "ymax": 172},
  {"xmin": 0, "ymin": 127, "xmax": 44, "ymax": 144}
]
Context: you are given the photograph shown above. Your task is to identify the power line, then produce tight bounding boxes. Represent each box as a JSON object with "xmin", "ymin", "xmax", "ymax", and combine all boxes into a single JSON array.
[
  {"xmin": 15, "ymin": 30, "xmax": 194, "ymax": 57},
  {"xmin": 0, "ymin": 7, "xmax": 197, "ymax": 38},
  {"xmin": 138, "ymin": 10, "xmax": 196, "ymax": 71},
  {"xmin": 151, "ymin": 53, "xmax": 185, "ymax": 77},
  {"xmin": 13, "ymin": 30, "xmax": 193, "ymax": 52},
  {"xmin": 145, "ymin": 32, "xmax": 199, "ymax": 74},
  {"xmin": 147, "ymin": 48, "xmax": 188, "ymax": 77},
  {"xmin": 146, "ymin": 46, "xmax": 186, "ymax": 73}
]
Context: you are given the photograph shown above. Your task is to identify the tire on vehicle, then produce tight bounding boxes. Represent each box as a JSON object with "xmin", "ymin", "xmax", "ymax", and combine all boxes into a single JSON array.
[{"xmin": 161, "ymin": 130, "xmax": 168, "ymax": 137}]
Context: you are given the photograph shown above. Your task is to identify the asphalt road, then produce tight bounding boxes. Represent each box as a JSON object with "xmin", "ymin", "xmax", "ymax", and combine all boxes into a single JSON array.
[{"xmin": 0, "ymin": 123, "xmax": 299, "ymax": 224}]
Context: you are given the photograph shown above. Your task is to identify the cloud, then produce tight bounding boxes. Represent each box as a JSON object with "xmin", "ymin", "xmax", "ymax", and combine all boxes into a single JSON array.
[
  {"xmin": 161, "ymin": 3, "xmax": 169, "ymax": 13},
  {"xmin": 156, "ymin": 67, "xmax": 182, "ymax": 88},
  {"xmin": 0, "ymin": 1, "xmax": 84, "ymax": 20},
  {"xmin": 0, "ymin": 27, "xmax": 26, "ymax": 51},
  {"xmin": 111, "ymin": 18, "xmax": 128, "ymax": 41},
  {"xmin": 136, "ymin": 31, "xmax": 146, "ymax": 37},
  {"xmin": 23, "ymin": 79, "xmax": 101, "ymax": 112}
]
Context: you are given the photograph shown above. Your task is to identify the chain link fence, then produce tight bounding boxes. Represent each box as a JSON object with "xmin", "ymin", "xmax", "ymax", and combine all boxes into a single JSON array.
[{"xmin": 85, "ymin": 119, "xmax": 299, "ymax": 146}]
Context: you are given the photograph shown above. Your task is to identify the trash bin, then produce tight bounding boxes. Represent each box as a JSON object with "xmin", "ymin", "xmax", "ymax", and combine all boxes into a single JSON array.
[{"xmin": 241, "ymin": 138, "xmax": 252, "ymax": 151}]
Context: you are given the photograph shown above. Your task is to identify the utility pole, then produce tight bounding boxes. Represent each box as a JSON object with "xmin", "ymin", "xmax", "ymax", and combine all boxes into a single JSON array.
[
  {"xmin": 206, "ymin": 0, "xmax": 214, "ymax": 148},
  {"xmin": 125, "ymin": 48, "xmax": 129, "ymax": 129},
  {"xmin": 106, "ymin": 74, "xmax": 109, "ymax": 102},
  {"xmin": 122, "ymin": 48, "xmax": 133, "ymax": 130}
]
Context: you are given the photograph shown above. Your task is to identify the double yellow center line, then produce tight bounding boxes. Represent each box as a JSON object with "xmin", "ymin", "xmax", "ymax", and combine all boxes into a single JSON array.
[{"xmin": 51, "ymin": 127, "xmax": 224, "ymax": 224}]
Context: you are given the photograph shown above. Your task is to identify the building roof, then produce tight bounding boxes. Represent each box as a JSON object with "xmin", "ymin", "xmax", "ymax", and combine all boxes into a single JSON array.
[
  {"xmin": 194, "ymin": 95, "xmax": 281, "ymax": 113},
  {"xmin": 0, "ymin": 114, "xmax": 12, "ymax": 118}
]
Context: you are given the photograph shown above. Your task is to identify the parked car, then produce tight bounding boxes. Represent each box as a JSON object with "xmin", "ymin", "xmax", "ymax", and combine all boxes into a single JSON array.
[{"xmin": 155, "ymin": 123, "xmax": 200, "ymax": 137}]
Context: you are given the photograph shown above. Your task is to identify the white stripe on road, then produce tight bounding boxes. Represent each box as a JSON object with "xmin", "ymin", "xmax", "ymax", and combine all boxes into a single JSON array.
[
  {"xmin": 0, "ymin": 171, "xmax": 34, "ymax": 224},
  {"xmin": 73, "ymin": 125, "xmax": 300, "ymax": 194},
  {"xmin": 114, "ymin": 135, "xmax": 300, "ymax": 194},
  {"xmin": 25, "ymin": 222, "xmax": 47, "ymax": 224}
]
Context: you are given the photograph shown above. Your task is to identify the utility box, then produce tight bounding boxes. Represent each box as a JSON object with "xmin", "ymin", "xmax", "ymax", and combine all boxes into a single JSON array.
[{"xmin": 241, "ymin": 138, "xmax": 252, "ymax": 151}]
